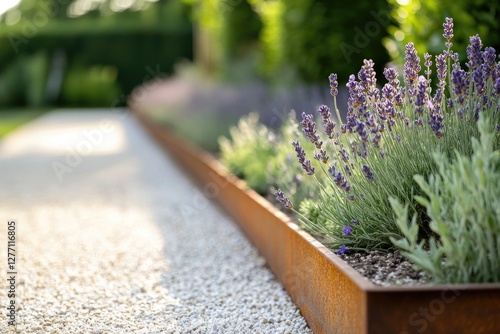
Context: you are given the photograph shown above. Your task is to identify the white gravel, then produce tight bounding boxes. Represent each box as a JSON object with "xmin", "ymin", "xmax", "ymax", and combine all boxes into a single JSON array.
[{"xmin": 0, "ymin": 110, "xmax": 312, "ymax": 334}]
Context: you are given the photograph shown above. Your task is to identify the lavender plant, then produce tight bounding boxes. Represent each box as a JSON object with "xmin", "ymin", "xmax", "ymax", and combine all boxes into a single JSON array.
[
  {"xmin": 390, "ymin": 116, "xmax": 500, "ymax": 283},
  {"xmin": 275, "ymin": 18, "xmax": 500, "ymax": 254},
  {"xmin": 219, "ymin": 113, "xmax": 277, "ymax": 194},
  {"xmin": 219, "ymin": 112, "xmax": 319, "ymax": 202}
]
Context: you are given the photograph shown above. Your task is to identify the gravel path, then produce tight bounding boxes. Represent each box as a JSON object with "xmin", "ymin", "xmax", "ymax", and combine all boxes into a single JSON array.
[{"xmin": 0, "ymin": 110, "xmax": 312, "ymax": 334}]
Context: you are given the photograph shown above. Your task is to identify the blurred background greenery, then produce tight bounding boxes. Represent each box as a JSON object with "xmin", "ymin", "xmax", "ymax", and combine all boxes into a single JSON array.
[
  {"xmin": 0, "ymin": 0, "xmax": 498, "ymax": 116},
  {"xmin": 0, "ymin": 0, "xmax": 192, "ymax": 108}
]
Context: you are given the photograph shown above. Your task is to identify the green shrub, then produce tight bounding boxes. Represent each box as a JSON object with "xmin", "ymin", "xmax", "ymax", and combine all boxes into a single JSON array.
[
  {"xmin": 280, "ymin": 0, "xmax": 391, "ymax": 83},
  {"xmin": 390, "ymin": 116, "xmax": 500, "ymax": 283},
  {"xmin": 0, "ymin": 52, "xmax": 49, "ymax": 107},
  {"xmin": 0, "ymin": 0, "xmax": 193, "ymax": 106},
  {"xmin": 385, "ymin": 0, "xmax": 500, "ymax": 63},
  {"xmin": 60, "ymin": 65, "xmax": 121, "ymax": 107},
  {"xmin": 220, "ymin": 0, "xmax": 262, "ymax": 61}
]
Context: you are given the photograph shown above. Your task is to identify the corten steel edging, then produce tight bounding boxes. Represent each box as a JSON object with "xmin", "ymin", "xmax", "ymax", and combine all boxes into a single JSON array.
[{"xmin": 134, "ymin": 111, "xmax": 500, "ymax": 334}]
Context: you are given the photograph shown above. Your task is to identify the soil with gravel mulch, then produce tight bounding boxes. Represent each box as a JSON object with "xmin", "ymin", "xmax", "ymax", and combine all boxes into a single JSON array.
[
  {"xmin": 265, "ymin": 194, "xmax": 430, "ymax": 286},
  {"xmin": 337, "ymin": 250, "xmax": 429, "ymax": 286}
]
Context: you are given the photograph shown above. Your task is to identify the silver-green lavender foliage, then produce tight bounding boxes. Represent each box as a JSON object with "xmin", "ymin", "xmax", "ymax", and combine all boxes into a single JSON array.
[
  {"xmin": 390, "ymin": 116, "xmax": 500, "ymax": 283},
  {"xmin": 275, "ymin": 18, "xmax": 500, "ymax": 254},
  {"xmin": 219, "ymin": 113, "xmax": 277, "ymax": 194},
  {"xmin": 219, "ymin": 112, "xmax": 318, "ymax": 203}
]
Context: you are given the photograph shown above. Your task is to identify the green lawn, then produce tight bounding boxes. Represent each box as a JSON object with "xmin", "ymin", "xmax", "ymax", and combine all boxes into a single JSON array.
[{"xmin": 0, "ymin": 109, "xmax": 47, "ymax": 138}]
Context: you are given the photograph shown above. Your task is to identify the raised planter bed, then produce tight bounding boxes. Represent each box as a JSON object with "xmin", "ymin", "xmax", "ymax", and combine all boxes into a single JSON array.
[{"xmin": 134, "ymin": 111, "xmax": 500, "ymax": 334}]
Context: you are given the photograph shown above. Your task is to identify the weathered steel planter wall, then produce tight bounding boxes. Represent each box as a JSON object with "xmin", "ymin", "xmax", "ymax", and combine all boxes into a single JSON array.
[{"xmin": 134, "ymin": 111, "xmax": 500, "ymax": 334}]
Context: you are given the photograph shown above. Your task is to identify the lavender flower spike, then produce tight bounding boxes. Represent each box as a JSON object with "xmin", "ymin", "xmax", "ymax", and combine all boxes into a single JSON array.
[
  {"xmin": 274, "ymin": 189, "xmax": 293, "ymax": 209},
  {"xmin": 415, "ymin": 76, "xmax": 428, "ymax": 115},
  {"xmin": 329, "ymin": 73, "xmax": 338, "ymax": 97},
  {"xmin": 337, "ymin": 244, "xmax": 348, "ymax": 255},
  {"xmin": 466, "ymin": 35, "xmax": 483, "ymax": 70},
  {"xmin": 443, "ymin": 17, "xmax": 454, "ymax": 49},
  {"xmin": 317, "ymin": 105, "xmax": 336, "ymax": 139},
  {"xmin": 435, "ymin": 54, "xmax": 447, "ymax": 89},
  {"xmin": 314, "ymin": 149, "xmax": 330, "ymax": 164},
  {"xmin": 361, "ymin": 165, "xmax": 375, "ymax": 181},
  {"xmin": 328, "ymin": 165, "xmax": 351, "ymax": 192},
  {"xmin": 343, "ymin": 225, "xmax": 353, "ymax": 236},
  {"xmin": 451, "ymin": 65, "xmax": 469, "ymax": 106},
  {"xmin": 300, "ymin": 112, "xmax": 323, "ymax": 149},
  {"xmin": 404, "ymin": 42, "xmax": 421, "ymax": 101},
  {"xmin": 424, "ymin": 53, "xmax": 432, "ymax": 78},
  {"xmin": 292, "ymin": 140, "xmax": 315, "ymax": 176},
  {"xmin": 473, "ymin": 65, "xmax": 486, "ymax": 96}
]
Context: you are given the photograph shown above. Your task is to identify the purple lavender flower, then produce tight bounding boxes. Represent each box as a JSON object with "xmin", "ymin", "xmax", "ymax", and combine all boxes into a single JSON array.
[
  {"xmin": 344, "ymin": 164, "xmax": 352, "ymax": 177},
  {"xmin": 431, "ymin": 88, "xmax": 443, "ymax": 114},
  {"xmin": 372, "ymin": 133, "xmax": 381, "ymax": 146},
  {"xmin": 358, "ymin": 59, "xmax": 377, "ymax": 96},
  {"xmin": 365, "ymin": 114, "xmax": 378, "ymax": 128},
  {"xmin": 466, "ymin": 35, "xmax": 483, "ymax": 70},
  {"xmin": 474, "ymin": 104, "xmax": 480, "ymax": 121},
  {"xmin": 361, "ymin": 165, "xmax": 374, "ymax": 181},
  {"xmin": 384, "ymin": 68, "xmax": 400, "ymax": 92},
  {"xmin": 482, "ymin": 47, "xmax": 497, "ymax": 80},
  {"xmin": 495, "ymin": 78, "xmax": 500, "ymax": 96},
  {"xmin": 473, "ymin": 65, "xmax": 486, "ymax": 95},
  {"xmin": 303, "ymin": 160, "xmax": 315, "ymax": 175},
  {"xmin": 314, "ymin": 149, "xmax": 329, "ymax": 164},
  {"xmin": 292, "ymin": 140, "xmax": 315, "ymax": 175},
  {"xmin": 451, "ymin": 65, "xmax": 470, "ymax": 105},
  {"xmin": 443, "ymin": 17, "xmax": 454, "ymax": 49},
  {"xmin": 494, "ymin": 63, "xmax": 500, "ymax": 82},
  {"xmin": 381, "ymin": 83, "xmax": 395, "ymax": 100},
  {"xmin": 424, "ymin": 53, "xmax": 432, "ymax": 77},
  {"xmin": 395, "ymin": 87, "xmax": 404, "ymax": 107},
  {"xmin": 404, "ymin": 42, "xmax": 421, "ymax": 101},
  {"xmin": 300, "ymin": 112, "xmax": 322, "ymax": 148},
  {"xmin": 447, "ymin": 98, "xmax": 454, "ymax": 109},
  {"xmin": 337, "ymin": 244, "xmax": 348, "ymax": 255},
  {"xmin": 329, "ymin": 73, "xmax": 338, "ymax": 97},
  {"xmin": 343, "ymin": 225, "xmax": 353, "ymax": 236},
  {"xmin": 429, "ymin": 113, "xmax": 445, "ymax": 138},
  {"xmin": 380, "ymin": 93, "xmax": 394, "ymax": 121},
  {"xmin": 318, "ymin": 104, "xmax": 331, "ymax": 119},
  {"xmin": 435, "ymin": 54, "xmax": 447, "ymax": 89},
  {"xmin": 351, "ymin": 219, "xmax": 358, "ymax": 225},
  {"xmin": 274, "ymin": 189, "xmax": 293, "ymax": 209},
  {"xmin": 384, "ymin": 67, "xmax": 398, "ymax": 82},
  {"xmin": 355, "ymin": 121, "xmax": 368, "ymax": 142},
  {"xmin": 347, "ymin": 194, "xmax": 356, "ymax": 201},
  {"xmin": 338, "ymin": 148, "xmax": 349, "ymax": 163},
  {"xmin": 317, "ymin": 105, "xmax": 336, "ymax": 139},
  {"xmin": 415, "ymin": 76, "xmax": 428, "ymax": 115},
  {"xmin": 328, "ymin": 165, "xmax": 350, "ymax": 192}
]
